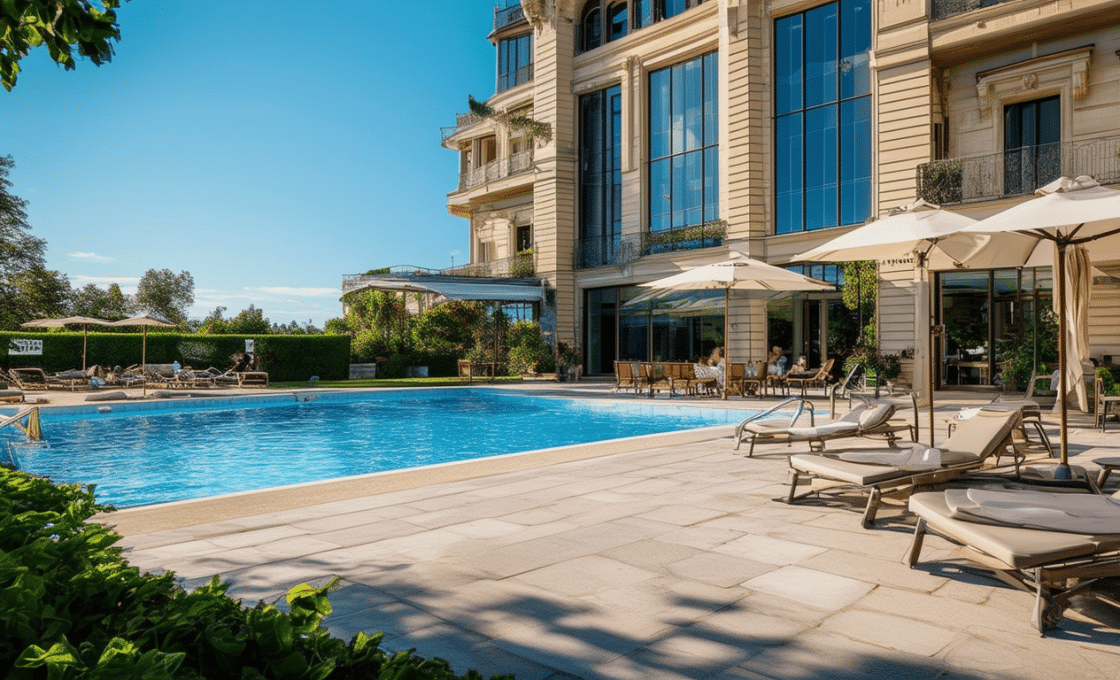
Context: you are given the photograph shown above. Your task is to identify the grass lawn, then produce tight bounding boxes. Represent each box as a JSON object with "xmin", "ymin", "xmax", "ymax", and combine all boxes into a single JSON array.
[{"xmin": 271, "ymin": 376, "xmax": 527, "ymax": 389}]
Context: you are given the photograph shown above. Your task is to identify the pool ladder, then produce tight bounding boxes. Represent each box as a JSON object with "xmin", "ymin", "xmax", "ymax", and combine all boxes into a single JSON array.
[{"xmin": 1, "ymin": 407, "xmax": 41, "ymax": 441}]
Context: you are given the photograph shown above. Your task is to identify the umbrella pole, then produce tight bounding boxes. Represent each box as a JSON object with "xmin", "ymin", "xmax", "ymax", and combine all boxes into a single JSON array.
[
  {"xmin": 723, "ymin": 288, "xmax": 730, "ymax": 400},
  {"xmin": 82, "ymin": 325, "xmax": 88, "ymax": 371},
  {"xmin": 142, "ymin": 326, "xmax": 148, "ymax": 398},
  {"xmin": 1056, "ymin": 242, "xmax": 1070, "ymax": 476}
]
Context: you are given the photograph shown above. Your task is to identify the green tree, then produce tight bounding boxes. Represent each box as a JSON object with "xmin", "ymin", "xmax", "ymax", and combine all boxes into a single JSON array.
[
  {"xmin": 841, "ymin": 260, "xmax": 877, "ymax": 349},
  {"xmin": 197, "ymin": 306, "xmax": 230, "ymax": 334},
  {"xmin": 1, "ymin": 0, "xmax": 126, "ymax": 91},
  {"xmin": 134, "ymin": 268, "xmax": 194, "ymax": 327},
  {"xmin": 1, "ymin": 155, "xmax": 49, "ymax": 327},
  {"xmin": 0, "ymin": 267, "xmax": 70, "ymax": 328},
  {"xmin": 69, "ymin": 282, "xmax": 131, "ymax": 320},
  {"xmin": 227, "ymin": 304, "xmax": 270, "ymax": 334}
]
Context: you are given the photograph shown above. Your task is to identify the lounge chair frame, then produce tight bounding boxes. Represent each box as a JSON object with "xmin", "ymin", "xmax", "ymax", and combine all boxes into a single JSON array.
[
  {"xmin": 785, "ymin": 407, "xmax": 1024, "ymax": 528},
  {"xmin": 905, "ymin": 490, "xmax": 1120, "ymax": 634},
  {"xmin": 735, "ymin": 395, "xmax": 907, "ymax": 457}
]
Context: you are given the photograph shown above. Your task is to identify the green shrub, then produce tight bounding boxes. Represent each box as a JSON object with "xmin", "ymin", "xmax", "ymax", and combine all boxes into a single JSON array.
[
  {"xmin": 0, "ymin": 332, "xmax": 350, "ymax": 382},
  {"xmin": 0, "ymin": 466, "xmax": 512, "ymax": 679},
  {"xmin": 503, "ymin": 322, "xmax": 554, "ymax": 375}
]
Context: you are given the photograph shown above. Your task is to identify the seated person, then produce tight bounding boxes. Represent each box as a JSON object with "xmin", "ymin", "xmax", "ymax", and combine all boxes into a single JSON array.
[{"xmin": 767, "ymin": 346, "xmax": 789, "ymax": 377}]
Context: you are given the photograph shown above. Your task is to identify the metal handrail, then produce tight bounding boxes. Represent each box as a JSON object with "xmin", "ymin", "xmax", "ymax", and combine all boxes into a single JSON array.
[
  {"xmin": 732, "ymin": 396, "xmax": 816, "ymax": 451},
  {"xmin": 1, "ymin": 407, "xmax": 42, "ymax": 441}
]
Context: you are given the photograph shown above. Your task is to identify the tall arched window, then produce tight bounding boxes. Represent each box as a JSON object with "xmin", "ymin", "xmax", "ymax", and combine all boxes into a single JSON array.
[
  {"xmin": 633, "ymin": 0, "xmax": 653, "ymax": 28},
  {"xmin": 608, "ymin": 3, "xmax": 628, "ymax": 41},
  {"xmin": 579, "ymin": 1, "xmax": 602, "ymax": 54}
]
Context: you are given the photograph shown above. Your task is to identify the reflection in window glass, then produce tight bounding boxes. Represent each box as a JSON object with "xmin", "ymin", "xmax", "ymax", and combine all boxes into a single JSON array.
[
  {"xmin": 774, "ymin": 0, "xmax": 870, "ymax": 234},
  {"xmin": 648, "ymin": 52, "xmax": 719, "ymax": 233},
  {"xmin": 608, "ymin": 3, "xmax": 628, "ymax": 41}
]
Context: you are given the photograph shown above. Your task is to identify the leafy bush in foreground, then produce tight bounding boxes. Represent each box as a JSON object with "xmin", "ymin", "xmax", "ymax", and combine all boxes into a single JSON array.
[{"xmin": 0, "ymin": 466, "xmax": 513, "ymax": 679}]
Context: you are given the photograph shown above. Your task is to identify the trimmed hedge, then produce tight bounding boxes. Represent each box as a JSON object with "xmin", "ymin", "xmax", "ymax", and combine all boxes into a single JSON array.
[
  {"xmin": 1, "ymin": 332, "xmax": 350, "ymax": 382},
  {"xmin": 0, "ymin": 466, "xmax": 512, "ymax": 679}
]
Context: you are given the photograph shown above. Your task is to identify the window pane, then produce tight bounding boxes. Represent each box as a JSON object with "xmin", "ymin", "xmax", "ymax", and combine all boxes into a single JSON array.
[
  {"xmin": 681, "ymin": 151, "xmax": 703, "ymax": 226},
  {"xmin": 774, "ymin": 15, "xmax": 803, "ymax": 115},
  {"xmin": 806, "ymin": 105, "xmax": 837, "ymax": 230},
  {"xmin": 805, "ymin": 3, "xmax": 838, "ymax": 108},
  {"xmin": 671, "ymin": 64, "xmax": 685, "ymax": 153},
  {"xmin": 704, "ymin": 52, "xmax": 718, "ymax": 147},
  {"xmin": 840, "ymin": 97, "xmax": 871, "ymax": 226},
  {"xmin": 663, "ymin": 0, "xmax": 687, "ymax": 19},
  {"xmin": 650, "ymin": 69, "xmax": 671, "ymax": 159},
  {"xmin": 704, "ymin": 146, "xmax": 719, "ymax": 222},
  {"xmin": 683, "ymin": 58, "xmax": 702, "ymax": 152},
  {"xmin": 650, "ymin": 158, "xmax": 671, "ymax": 232},
  {"xmin": 840, "ymin": 0, "xmax": 870, "ymax": 98},
  {"xmin": 634, "ymin": 0, "xmax": 653, "ymax": 28},
  {"xmin": 776, "ymin": 113, "xmax": 803, "ymax": 234},
  {"xmin": 609, "ymin": 3, "xmax": 628, "ymax": 41}
]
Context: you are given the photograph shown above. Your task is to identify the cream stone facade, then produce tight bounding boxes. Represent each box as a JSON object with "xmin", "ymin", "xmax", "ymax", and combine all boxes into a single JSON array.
[{"xmin": 441, "ymin": 0, "xmax": 1120, "ymax": 392}]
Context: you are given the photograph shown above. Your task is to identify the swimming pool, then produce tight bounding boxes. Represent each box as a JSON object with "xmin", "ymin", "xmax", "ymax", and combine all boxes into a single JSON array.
[{"xmin": 6, "ymin": 389, "xmax": 755, "ymax": 508}]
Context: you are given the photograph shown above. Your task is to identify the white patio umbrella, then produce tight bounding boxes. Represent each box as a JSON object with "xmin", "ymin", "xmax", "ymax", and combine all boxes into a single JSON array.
[
  {"xmin": 790, "ymin": 199, "xmax": 1006, "ymax": 445},
  {"xmin": 20, "ymin": 315, "xmax": 114, "ymax": 370},
  {"xmin": 960, "ymin": 176, "xmax": 1120, "ymax": 472},
  {"xmin": 638, "ymin": 253, "xmax": 835, "ymax": 397},
  {"xmin": 111, "ymin": 314, "xmax": 178, "ymax": 395}
]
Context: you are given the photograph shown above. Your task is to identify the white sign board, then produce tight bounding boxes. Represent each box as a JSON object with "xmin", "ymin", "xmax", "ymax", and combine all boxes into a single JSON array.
[
  {"xmin": 9, "ymin": 338, "xmax": 43, "ymax": 355},
  {"xmin": 245, "ymin": 338, "xmax": 255, "ymax": 353}
]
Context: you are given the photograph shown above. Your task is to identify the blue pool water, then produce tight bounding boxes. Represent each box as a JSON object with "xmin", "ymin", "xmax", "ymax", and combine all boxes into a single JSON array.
[{"xmin": 6, "ymin": 389, "xmax": 752, "ymax": 508}]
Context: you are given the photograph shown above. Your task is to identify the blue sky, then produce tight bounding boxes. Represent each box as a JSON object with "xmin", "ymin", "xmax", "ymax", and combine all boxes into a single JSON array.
[{"xmin": 3, "ymin": 1, "xmax": 497, "ymax": 327}]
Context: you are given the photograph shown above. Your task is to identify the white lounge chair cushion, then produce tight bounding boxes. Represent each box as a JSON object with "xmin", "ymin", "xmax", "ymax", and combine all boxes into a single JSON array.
[
  {"xmin": 857, "ymin": 403, "xmax": 894, "ymax": 428},
  {"xmin": 740, "ymin": 420, "xmax": 859, "ymax": 438},
  {"xmin": 909, "ymin": 491, "xmax": 1120, "ymax": 569},
  {"xmin": 945, "ymin": 488, "xmax": 1120, "ymax": 534},
  {"xmin": 838, "ymin": 446, "xmax": 941, "ymax": 470}
]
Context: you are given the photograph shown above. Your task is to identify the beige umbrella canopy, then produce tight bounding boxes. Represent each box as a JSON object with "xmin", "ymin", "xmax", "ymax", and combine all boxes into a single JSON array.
[
  {"xmin": 790, "ymin": 200, "xmax": 1001, "ymax": 445},
  {"xmin": 20, "ymin": 315, "xmax": 114, "ymax": 370},
  {"xmin": 639, "ymin": 253, "xmax": 835, "ymax": 396},
  {"xmin": 960, "ymin": 176, "xmax": 1120, "ymax": 472}
]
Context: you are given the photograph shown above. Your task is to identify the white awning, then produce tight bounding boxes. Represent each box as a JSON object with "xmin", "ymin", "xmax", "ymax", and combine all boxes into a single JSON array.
[{"xmin": 342, "ymin": 276, "xmax": 544, "ymax": 303}]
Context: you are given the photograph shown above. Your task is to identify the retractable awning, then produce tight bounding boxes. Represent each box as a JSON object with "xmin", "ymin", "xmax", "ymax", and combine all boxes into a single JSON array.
[{"xmin": 342, "ymin": 275, "xmax": 545, "ymax": 303}]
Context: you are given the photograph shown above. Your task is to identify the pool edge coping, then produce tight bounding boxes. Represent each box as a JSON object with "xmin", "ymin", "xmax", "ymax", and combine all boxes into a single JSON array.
[{"xmin": 95, "ymin": 424, "xmax": 736, "ymax": 536}]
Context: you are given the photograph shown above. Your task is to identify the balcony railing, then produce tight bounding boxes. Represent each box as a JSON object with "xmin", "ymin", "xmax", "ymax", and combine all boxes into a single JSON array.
[
  {"xmin": 440, "ymin": 112, "xmax": 483, "ymax": 144},
  {"xmin": 458, "ymin": 149, "xmax": 534, "ymax": 191},
  {"xmin": 931, "ymin": 0, "xmax": 1015, "ymax": 21},
  {"xmin": 916, "ymin": 136, "xmax": 1120, "ymax": 206},
  {"xmin": 494, "ymin": 2, "xmax": 526, "ymax": 31},
  {"xmin": 444, "ymin": 252, "xmax": 535, "ymax": 279},
  {"xmin": 576, "ymin": 222, "xmax": 726, "ymax": 269}
]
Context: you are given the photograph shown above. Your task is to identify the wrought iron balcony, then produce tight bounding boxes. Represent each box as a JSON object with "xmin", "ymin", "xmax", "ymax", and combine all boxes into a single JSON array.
[
  {"xmin": 494, "ymin": 1, "xmax": 526, "ymax": 31},
  {"xmin": 444, "ymin": 252, "xmax": 535, "ymax": 279},
  {"xmin": 931, "ymin": 0, "xmax": 1015, "ymax": 21},
  {"xmin": 575, "ymin": 222, "xmax": 726, "ymax": 269},
  {"xmin": 440, "ymin": 112, "xmax": 483, "ymax": 144},
  {"xmin": 457, "ymin": 149, "xmax": 534, "ymax": 191},
  {"xmin": 916, "ymin": 136, "xmax": 1120, "ymax": 206}
]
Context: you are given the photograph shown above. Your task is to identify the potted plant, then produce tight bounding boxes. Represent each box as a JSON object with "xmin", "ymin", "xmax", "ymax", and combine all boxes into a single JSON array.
[{"xmin": 558, "ymin": 342, "xmax": 583, "ymax": 382}]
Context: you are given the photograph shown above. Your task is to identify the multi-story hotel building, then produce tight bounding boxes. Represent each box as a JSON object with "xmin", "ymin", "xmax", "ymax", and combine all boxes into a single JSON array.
[{"xmin": 432, "ymin": 0, "xmax": 1119, "ymax": 390}]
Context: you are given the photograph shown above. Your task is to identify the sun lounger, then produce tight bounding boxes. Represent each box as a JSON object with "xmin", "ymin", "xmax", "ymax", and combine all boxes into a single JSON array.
[
  {"xmin": 8, "ymin": 368, "xmax": 89, "ymax": 391},
  {"xmin": 734, "ymin": 398, "xmax": 900, "ymax": 457},
  {"xmin": 237, "ymin": 371, "xmax": 269, "ymax": 387},
  {"xmin": 0, "ymin": 388, "xmax": 24, "ymax": 403},
  {"xmin": 785, "ymin": 357, "xmax": 834, "ymax": 396},
  {"xmin": 906, "ymin": 488, "xmax": 1120, "ymax": 633},
  {"xmin": 786, "ymin": 406, "xmax": 1023, "ymax": 527}
]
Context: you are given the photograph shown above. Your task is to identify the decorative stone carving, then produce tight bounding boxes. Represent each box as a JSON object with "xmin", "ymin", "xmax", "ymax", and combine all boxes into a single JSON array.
[
  {"xmin": 974, "ymin": 46, "xmax": 1093, "ymax": 116},
  {"xmin": 521, "ymin": 0, "xmax": 550, "ymax": 31}
]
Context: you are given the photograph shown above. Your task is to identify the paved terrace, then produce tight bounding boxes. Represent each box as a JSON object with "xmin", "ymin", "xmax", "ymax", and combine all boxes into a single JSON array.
[{"xmin": 25, "ymin": 382, "xmax": 1120, "ymax": 679}]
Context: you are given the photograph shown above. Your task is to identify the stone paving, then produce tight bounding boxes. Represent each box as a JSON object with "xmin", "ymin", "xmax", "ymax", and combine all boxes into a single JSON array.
[{"xmin": 52, "ymin": 383, "xmax": 1120, "ymax": 679}]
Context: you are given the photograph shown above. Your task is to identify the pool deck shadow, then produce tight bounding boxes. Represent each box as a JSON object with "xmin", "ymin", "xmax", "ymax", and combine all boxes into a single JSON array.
[{"xmin": 36, "ymin": 383, "xmax": 1120, "ymax": 678}]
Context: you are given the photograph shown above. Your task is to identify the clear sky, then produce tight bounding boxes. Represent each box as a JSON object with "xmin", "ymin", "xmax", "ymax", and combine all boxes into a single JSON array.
[{"xmin": 3, "ymin": 0, "xmax": 498, "ymax": 327}]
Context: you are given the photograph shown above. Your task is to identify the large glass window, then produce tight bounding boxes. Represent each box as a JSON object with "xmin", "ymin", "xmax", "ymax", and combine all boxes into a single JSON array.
[
  {"xmin": 775, "ymin": 0, "xmax": 870, "ymax": 234},
  {"xmin": 497, "ymin": 34, "xmax": 533, "ymax": 92},
  {"xmin": 608, "ymin": 3, "xmax": 628, "ymax": 41},
  {"xmin": 649, "ymin": 52, "xmax": 719, "ymax": 234},
  {"xmin": 1004, "ymin": 95, "xmax": 1060, "ymax": 196},
  {"xmin": 579, "ymin": 85, "xmax": 623, "ymax": 267}
]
